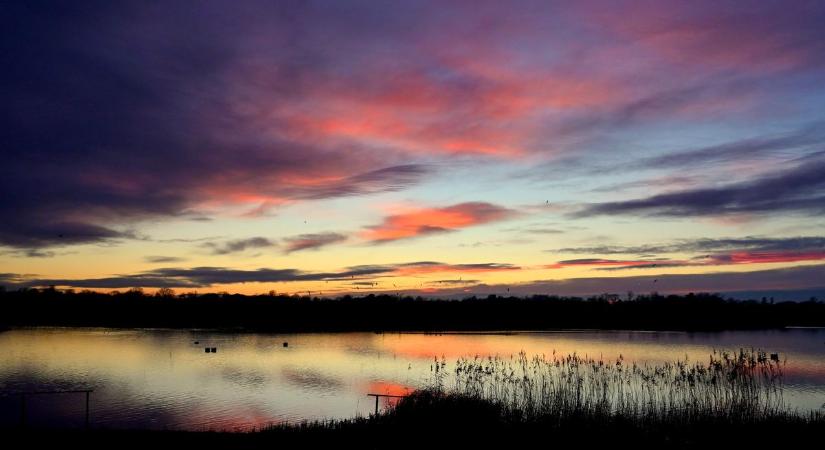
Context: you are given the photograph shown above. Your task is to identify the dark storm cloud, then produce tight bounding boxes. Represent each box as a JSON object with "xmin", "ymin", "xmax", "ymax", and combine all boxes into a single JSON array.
[
  {"xmin": 576, "ymin": 158, "xmax": 825, "ymax": 217},
  {"xmin": 202, "ymin": 237, "xmax": 277, "ymax": 255}
]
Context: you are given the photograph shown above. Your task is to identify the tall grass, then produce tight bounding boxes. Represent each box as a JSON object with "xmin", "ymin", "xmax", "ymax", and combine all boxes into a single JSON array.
[{"xmin": 421, "ymin": 349, "xmax": 818, "ymax": 427}]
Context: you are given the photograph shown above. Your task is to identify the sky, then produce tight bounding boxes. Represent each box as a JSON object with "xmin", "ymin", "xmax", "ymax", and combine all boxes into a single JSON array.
[{"xmin": 2, "ymin": 0, "xmax": 825, "ymax": 299}]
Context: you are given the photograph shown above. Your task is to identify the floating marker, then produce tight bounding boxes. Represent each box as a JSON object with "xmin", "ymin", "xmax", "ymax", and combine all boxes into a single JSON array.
[
  {"xmin": 211, "ymin": 347, "xmax": 217, "ymax": 353},
  {"xmin": 283, "ymin": 342, "xmax": 288, "ymax": 348},
  {"xmin": 204, "ymin": 347, "xmax": 210, "ymax": 353}
]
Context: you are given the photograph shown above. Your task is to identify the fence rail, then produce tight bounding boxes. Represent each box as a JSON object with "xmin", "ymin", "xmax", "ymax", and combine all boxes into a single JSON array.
[
  {"xmin": 15, "ymin": 389, "xmax": 93, "ymax": 429},
  {"xmin": 366, "ymin": 393, "xmax": 408, "ymax": 415}
]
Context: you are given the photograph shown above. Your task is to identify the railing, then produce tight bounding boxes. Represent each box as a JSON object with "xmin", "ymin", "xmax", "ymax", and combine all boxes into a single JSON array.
[
  {"xmin": 17, "ymin": 389, "xmax": 93, "ymax": 429},
  {"xmin": 366, "ymin": 393, "xmax": 407, "ymax": 415},
  {"xmin": 12, "ymin": 389, "xmax": 403, "ymax": 428}
]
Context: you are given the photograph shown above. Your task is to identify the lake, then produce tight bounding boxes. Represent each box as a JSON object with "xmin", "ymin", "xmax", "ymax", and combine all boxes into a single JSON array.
[{"xmin": 1, "ymin": 328, "xmax": 823, "ymax": 430}]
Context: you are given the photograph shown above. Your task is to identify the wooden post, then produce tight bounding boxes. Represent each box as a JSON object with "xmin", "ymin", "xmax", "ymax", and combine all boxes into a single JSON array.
[
  {"xmin": 20, "ymin": 393, "xmax": 26, "ymax": 429},
  {"xmin": 85, "ymin": 390, "xmax": 90, "ymax": 429},
  {"xmin": 367, "ymin": 393, "xmax": 407, "ymax": 416}
]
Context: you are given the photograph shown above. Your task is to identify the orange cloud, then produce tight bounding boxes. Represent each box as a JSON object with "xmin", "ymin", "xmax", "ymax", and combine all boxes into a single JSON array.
[
  {"xmin": 362, "ymin": 202, "xmax": 518, "ymax": 242},
  {"xmin": 717, "ymin": 251, "xmax": 825, "ymax": 265}
]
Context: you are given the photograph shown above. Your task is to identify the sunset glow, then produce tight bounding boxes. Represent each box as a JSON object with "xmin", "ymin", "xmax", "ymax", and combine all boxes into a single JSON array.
[{"xmin": 1, "ymin": 0, "xmax": 824, "ymax": 299}]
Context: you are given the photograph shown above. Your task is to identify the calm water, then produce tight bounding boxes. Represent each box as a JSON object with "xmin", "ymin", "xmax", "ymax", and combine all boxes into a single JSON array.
[{"xmin": 1, "ymin": 328, "xmax": 824, "ymax": 430}]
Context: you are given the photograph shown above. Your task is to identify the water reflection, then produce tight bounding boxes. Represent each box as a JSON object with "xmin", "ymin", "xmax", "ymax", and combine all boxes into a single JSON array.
[{"xmin": 0, "ymin": 328, "xmax": 823, "ymax": 430}]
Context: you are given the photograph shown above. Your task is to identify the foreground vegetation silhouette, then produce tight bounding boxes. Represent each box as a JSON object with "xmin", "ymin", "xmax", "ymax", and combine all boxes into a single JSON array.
[
  {"xmin": 6, "ymin": 350, "xmax": 824, "ymax": 448},
  {"xmin": 1, "ymin": 287, "xmax": 823, "ymax": 331}
]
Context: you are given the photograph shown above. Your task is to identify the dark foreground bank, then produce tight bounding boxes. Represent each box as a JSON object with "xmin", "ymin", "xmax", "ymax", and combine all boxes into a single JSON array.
[
  {"xmin": 2, "ymin": 288, "xmax": 824, "ymax": 331},
  {"xmin": 5, "ymin": 391, "xmax": 824, "ymax": 450}
]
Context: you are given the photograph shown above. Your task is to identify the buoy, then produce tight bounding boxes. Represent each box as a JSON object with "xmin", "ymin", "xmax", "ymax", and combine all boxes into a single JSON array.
[
  {"xmin": 211, "ymin": 347, "xmax": 217, "ymax": 353},
  {"xmin": 204, "ymin": 347, "xmax": 210, "ymax": 353},
  {"xmin": 283, "ymin": 342, "xmax": 288, "ymax": 348}
]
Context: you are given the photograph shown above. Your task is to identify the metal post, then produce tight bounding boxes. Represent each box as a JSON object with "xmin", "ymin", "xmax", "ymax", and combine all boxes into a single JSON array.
[
  {"xmin": 85, "ymin": 391, "xmax": 90, "ymax": 429},
  {"xmin": 375, "ymin": 394, "xmax": 379, "ymax": 415}
]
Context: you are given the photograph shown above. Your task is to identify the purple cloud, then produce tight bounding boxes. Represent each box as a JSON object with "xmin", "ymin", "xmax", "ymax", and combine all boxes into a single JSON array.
[{"xmin": 283, "ymin": 233, "xmax": 347, "ymax": 253}]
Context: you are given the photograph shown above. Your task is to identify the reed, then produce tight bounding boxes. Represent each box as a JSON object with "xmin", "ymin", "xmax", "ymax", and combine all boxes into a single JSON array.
[{"xmin": 416, "ymin": 348, "xmax": 820, "ymax": 427}]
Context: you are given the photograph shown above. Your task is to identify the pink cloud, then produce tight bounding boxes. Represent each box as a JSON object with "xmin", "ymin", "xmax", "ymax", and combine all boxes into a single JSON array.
[{"xmin": 362, "ymin": 202, "xmax": 518, "ymax": 243}]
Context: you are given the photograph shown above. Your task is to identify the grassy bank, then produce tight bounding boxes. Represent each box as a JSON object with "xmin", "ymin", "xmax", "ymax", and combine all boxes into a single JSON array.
[{"xmin": 5, "ymin": 350, "xmax": 824, "ymax": 448}]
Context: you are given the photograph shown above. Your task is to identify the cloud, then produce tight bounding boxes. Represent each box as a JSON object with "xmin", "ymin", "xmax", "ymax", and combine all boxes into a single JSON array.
[
  {"xmin": 553, "ymin": 252, "xmax": 825, "ymax": 271},
  {"xmin": 394, "ymin": 262, "xmax": 520, "ymax": 275},
  {"xmin": 588, "ymin": 176, "xmax": 701, "ymax": 194},
  {"xmin": 6, "ymin": 260, "xmax": 825, "ymax": 300},
  {"xmin": 422, "ymin": 264, "xmax": 825, "ymax": 298},
  {"xmin": 283, "ymin": 233, "xmax": 347, "ymax": 253},
  {"xmin": 3, "ymin": 261, "xmax": 518, "ymax": 289},
  {"xmin": 0, "ymin": 221, "xmax": 132, "ymax": 250},
  {"xmin": 278, "ymin": 165, "xmax": 433, "ymax": 201},
  {"xmin": 576, "ymin": 158, "xmax": 825, "ymax": 218},
  {"xmin": 428, "ymin": 279, "xmax": 481, "ymax": 285},
  {"xmin": 553, "ymin": 81, "xmax": 757, "ymax": 140},
  {"xmin": 552, "ymin": 236, "xmax": 825, "ymax": 255},
  {"xmin": 362, "ymin": 202, "xmax": 518, "ymax": 243},
  {"xmin": 579, "ymin": 0, "xmax": 825, "ymax": 74},
  {"xmin": 547, "ymin": 246, "xmax": 825, "ymax": 272},
  {"xmin": 3, "ymin": 0, "xmax": 825, "ymax": 251},
  {"xmin": 202, "ymin": 237, "xmax": 277, "ymax": 255},
  {"xmin": 548, "ymin": 258, "xmax": 679, "ymax": 270},
  {"xmin": 144, "ymin": 256, "xmax": 187, "ymax": 263},
  {"xmin": 700, "ymin": 251, "xmax": 825, "ymax": 266},
  {"xmin": 501, "ymin": 225, "xmax": 566, "ymax": 235},
  {"xmin": 629, "ymin": 123, "xmax": 825, "ymax": 171},
  {"xmin": 547, "ymin": 236, "xmax": 825, "ymax": 270},
  {"xmin": 1, "ymin": 3, "xmax": 443, "ymax": 250}
]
